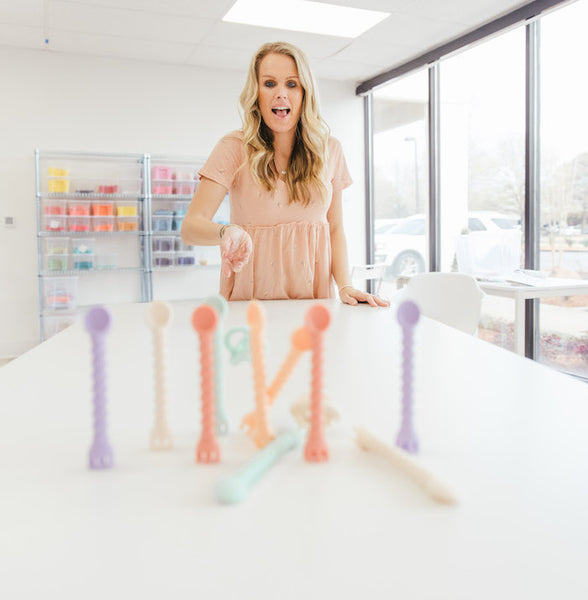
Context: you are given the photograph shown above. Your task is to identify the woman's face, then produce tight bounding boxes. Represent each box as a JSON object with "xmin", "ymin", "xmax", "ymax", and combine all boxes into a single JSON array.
[{"xmin": 257, "ymin": 52, "xmax": 303, "ymax": 136}]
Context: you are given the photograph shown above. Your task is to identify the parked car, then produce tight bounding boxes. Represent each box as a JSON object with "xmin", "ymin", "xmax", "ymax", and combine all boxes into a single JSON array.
[{"xmin": 375, "ymin": 211, "xmax": 520, "ymax": 277}]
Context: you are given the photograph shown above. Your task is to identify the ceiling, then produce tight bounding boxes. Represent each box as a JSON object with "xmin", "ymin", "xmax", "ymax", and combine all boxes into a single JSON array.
[{"xmin": 0, "ymin": 0, "xmax": 536, "ymax": 85}]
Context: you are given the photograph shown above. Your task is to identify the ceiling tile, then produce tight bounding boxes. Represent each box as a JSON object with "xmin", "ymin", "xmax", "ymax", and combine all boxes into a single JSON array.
[
  {"xmin": 0, "ymin": 0, "xmax": 44, "ymax": 27},
  {"xmin": 0, "ymin": 23, "xmax": 46, "ymax": 49},
  {"xmin": 46, "ymin": 0, "xmax": 214, "ymax": 44},
  {"xmin": 59, "ymin": 0, "xmax": 236, "ymax": 20},
  {"xmin": 45, "ymin": 28, "xmax": 196, "ymax": 64},
  {"xmin": 312, "ymin": 56, "xmax": 382, "ymax": 83},
  {"xmin": 200, "ymin": 21, "xmax": 350, "ymax": 60}
]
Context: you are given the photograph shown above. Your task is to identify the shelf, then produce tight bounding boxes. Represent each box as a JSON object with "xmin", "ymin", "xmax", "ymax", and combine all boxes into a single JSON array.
[
  {"xmin": 152, "ymin": 264, "xmax": 220, "ymax": 271},
  {"xmin": 40, "ymin": 267, "xmax": 143, "ymax": 277},
  {"xmin": 39, "ymin": 230, "xmax": 144, "ymax": 237},
  {"xmin": 151, "ymin": 194, "xmax": 193, "ymax": 200},
  {"xmin": 40, "ymin": 192, "xmax": 144, "ymax": 200}
]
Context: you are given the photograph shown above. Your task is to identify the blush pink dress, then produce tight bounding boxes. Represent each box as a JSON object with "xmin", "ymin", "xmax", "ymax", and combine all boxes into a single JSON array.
[{"xmin": 198, "ymin": 130, "xmax": 352, "ymax": 301}]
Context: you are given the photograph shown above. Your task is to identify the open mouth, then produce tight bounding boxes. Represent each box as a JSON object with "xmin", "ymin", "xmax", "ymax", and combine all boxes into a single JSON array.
[{"xmin": 271, "ymin": 108, "xmax": 291, "ymax": 118}]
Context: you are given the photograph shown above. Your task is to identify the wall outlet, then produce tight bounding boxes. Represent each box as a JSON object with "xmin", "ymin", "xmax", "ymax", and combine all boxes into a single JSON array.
[{"xmin": 3, "ymin": 216, "xmax": 16, "ymax": 228}]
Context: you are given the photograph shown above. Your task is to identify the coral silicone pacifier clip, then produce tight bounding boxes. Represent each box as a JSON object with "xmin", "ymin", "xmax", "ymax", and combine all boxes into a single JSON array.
[
  {"xmin": 145, "ymin": 301, "xmax": 174, "ymax": 451},
  {"xmin": 192, "ymin": 305, "xmax": 221, "ymax": 463},
  {"xmin": 85, "ymin": 306, "xmax": 114, "ymax": 469},
  {"xmin": 304, "ymin": 304, "xmax": 331, "ymax": 462}
]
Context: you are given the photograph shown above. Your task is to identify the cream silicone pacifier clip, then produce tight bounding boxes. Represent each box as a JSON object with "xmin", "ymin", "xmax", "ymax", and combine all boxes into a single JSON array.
[{"xmin": 145, "ymin": 301, "xmax": 174, "ymax": 451}]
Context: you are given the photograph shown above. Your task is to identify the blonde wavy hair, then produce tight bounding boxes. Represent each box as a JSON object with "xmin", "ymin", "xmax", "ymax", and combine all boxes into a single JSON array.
[{"xmin": 239, "ymin": 41, "xmax": 330, "ymax": 206}]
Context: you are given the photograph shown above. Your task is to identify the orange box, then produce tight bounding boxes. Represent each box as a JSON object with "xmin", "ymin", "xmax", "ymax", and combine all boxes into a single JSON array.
[
  {"xmin": 117, "ymin": 217, "xmax": 138, "ymax": 231},
  {"xmin": 92, "ymin": 203, "xmax": 114, "ymax": 216}
]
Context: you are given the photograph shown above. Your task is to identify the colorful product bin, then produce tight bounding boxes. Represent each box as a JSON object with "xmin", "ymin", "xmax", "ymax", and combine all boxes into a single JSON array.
[
  {"xmin": 116, "ymin": 216, "xmax": 138, "ymax": 231},
  {"xmin": 48, "ymin": 167, "xmax": 69, "ymax": 177},
  {"xmin": 152, "ymin": 166, "xmax": 173, "ymax": 180},
  {"xmin": 44, "ymin": 215, "xmax": 67, "ymax": 232},
  {"xmin": 68, "ymin": 216, "xmax": 91, "ymax": 232},
  {"xmin": 45, "ymin": 237, "xmax": 69, "ymax": 255},
  {"xmin": 44, "ymin": 254, "xmax": 69, "ymax": 271},
  {"xmin": 72, "ymin": 239, "xmax": 95, "ymax": 269},
  {"xmin": 153, "ymin": 236, "xmax": 175, "ymax": 252},
  {"xmin": 152, "ymin": 210, "xmax": 173, "ymax": 232},
  {"xmin": 175, "ymin": 238, "xmax": 194, "ymax": 251},
  {"xmin": 48, "ymin": 178, "xmax": 70, "ymax": 193},
  {"xmin": 173, "ymin": 211, "xmax": 186, "ymax": 231},
  {"xmin": 116, "ymin": 201, "xmax": 138, "ymax": 216},
  {"xmin": 44, "ymin": 276, "xmax": 78, "ymax": 311},
  {"xmin": 67, "ymin": 201, "xmax": 91, "ymax": 216},
  {"xmin": 96, "ymin": 252, "xmax": 118, "ymax": 269},
  {"xmin": 152, "ymin": 180, "xmax": 173, "ymax": 194},
  {"xmin": 153, "ymin": 251, "xmax": 175, "ymax": 267},
  {"xmin": 175, "ymin": 251, "xmax": 196, "ymax": 266},
  {"xmin": 44, "ymin": 201, "xmax": 66, "ymax": 215},
  {"xmin": 173, "ymin": 170, "xmax": 195, "ymax": 181},
  {"xmin": 92, "ymin": 202, "xmax": 114, "ymax": 216},
  {"xmin": 173, "ymin": 182, "xmax": 196, "ymax": 195},
  {"xmin": 92, "ymin": 216, "xmax": 115, "ymax": 232},
  {"xmin": 98, "ymin": 185, "xmax": 119, "ymax": 194}
]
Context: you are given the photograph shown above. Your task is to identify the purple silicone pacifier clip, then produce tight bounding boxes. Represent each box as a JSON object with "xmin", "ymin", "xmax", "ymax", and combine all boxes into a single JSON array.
[
  {"xmin": 396, "ymin": 300, "xmax": 420, "ymax": 454},
  {"xmin": 85, "ymin": 306, "xmax": 114, "ymax": 469}
]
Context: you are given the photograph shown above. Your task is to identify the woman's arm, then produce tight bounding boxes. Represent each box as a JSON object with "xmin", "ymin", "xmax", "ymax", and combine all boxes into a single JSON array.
[
  {"xmin": 327, "ymin": 189, "xmax": 389, "ymax": 307},
  {"xmin": 181, "ymin": 177, "xmax": 252, "ymax": 276}
]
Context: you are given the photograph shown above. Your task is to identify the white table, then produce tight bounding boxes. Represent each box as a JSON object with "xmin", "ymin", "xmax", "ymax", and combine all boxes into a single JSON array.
[
  {"xmin": 1, "ymin": 299, "xmax": 587, "ymax": 599},
  {"xmin": 477, "ymin": 277, "xmax": 588, "ymax": 355}
]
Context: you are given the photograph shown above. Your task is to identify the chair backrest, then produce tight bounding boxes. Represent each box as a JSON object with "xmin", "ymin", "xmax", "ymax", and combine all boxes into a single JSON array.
[
  {"xmin": 351, "ymin": 264, "xmax": 386, "ymax": 294},
  {"xmin": 399, "ymin": 272, "xmax": 484, "ymax": 335}
]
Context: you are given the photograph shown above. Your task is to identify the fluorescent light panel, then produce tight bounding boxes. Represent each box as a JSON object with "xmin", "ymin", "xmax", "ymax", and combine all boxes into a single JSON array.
[{"xmin": 223, "ymin": 0, "xmax": 389, "ymax": 38}]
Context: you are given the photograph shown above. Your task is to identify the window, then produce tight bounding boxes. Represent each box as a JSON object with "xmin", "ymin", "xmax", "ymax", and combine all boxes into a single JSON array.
[{"xmin": 372, "ymin": 69, "xmax": 429, "ymax": 292}]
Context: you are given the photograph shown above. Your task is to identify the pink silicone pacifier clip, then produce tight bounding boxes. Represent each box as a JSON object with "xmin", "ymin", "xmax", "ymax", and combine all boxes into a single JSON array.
[{"xmin": 192, "ymin": 304, "xmax": 221, "ymax": 464}]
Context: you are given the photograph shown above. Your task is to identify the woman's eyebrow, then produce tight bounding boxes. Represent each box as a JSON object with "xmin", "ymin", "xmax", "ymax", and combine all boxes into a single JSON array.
[{"xmin": 260, "ymin": 73, "xmax": 300, "ymax": 79}]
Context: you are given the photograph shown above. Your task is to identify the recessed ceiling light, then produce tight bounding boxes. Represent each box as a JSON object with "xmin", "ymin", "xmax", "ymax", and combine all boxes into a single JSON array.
[{"xmin": 222, "ymin": 0, "xmax": 389, "ymax": 38}]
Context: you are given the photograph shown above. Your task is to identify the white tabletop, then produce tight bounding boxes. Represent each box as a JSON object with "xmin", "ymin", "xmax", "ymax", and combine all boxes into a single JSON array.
[{"xmin": 1, "ymin": 299, "xmax": 587, "ymax": 599}]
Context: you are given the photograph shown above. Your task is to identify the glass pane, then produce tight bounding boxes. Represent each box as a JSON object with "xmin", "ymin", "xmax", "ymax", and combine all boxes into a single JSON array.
[
  {"xmin": 372, "ymin": 70, "xmax": 429, "ymax": 297},
  {"xmin": 539, "ymin": 0, "xmax": 588, "ymax": 378},
  {"xmin": 439, "ymin": 27, "xmax": 525, "ymax": 352}
]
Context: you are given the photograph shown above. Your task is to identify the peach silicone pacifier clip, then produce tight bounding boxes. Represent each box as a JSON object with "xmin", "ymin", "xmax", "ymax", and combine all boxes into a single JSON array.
[
  {"xmin": 240, "ymin": 326, "xmax": 312, "ymax": 435},
  {"xmin": 145, "ymin": 301, "xmax": 174, "ymax": 451},
  {"xmin": 85, "ymin": 306, "xmax": 114, "ymax": 469},
  {"xmin": 192, "ymin": 304, "xmax": 221, "ymax": 463},
  {"xmin": 304, "ymin": 304, "xmax": 331, "ymax": 462},
  {"xmin": 246, "ymin": 301, "xmax": 274, "ymax": 448}
]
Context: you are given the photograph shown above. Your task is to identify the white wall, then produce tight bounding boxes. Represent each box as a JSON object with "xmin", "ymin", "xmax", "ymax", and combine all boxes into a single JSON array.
[{"xmin": 0, "ymin": 46, "xmax": 365, "ymax": 357}]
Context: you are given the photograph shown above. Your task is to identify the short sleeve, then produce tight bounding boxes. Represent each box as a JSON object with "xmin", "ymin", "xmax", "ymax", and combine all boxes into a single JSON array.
[
  {"xmin": 329, "ymin": 137, "xmax": 353, "ymax": 192},
  {"xmin": 198, "ymin": 131, "xmax": 245, "ymax": 191}
]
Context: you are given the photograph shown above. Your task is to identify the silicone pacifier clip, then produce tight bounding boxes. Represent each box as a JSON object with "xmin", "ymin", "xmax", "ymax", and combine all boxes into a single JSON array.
[
  {"xmin": 396, "ymin": 300, "xmax": 420, "ymax": 453},
  {"xmin": 85, "ymin": 306, "xmax": 114, "ymax": 469},
  {"xmin": 145, "ymin": 301, "xmax": 174, "ymax": 451},
  {"xmin": 192, "ymin": 305, "xmax": 221, "ymax": 464}
]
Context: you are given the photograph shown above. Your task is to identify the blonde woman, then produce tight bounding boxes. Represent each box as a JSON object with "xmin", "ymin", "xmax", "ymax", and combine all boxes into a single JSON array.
[{"xmin": 181, "ymin": 41, "xmax": 388, "ymax": 307}]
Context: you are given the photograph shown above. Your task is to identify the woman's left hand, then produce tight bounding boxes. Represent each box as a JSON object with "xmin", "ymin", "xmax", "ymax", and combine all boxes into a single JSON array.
[{"xmin": 339, "ymin": 286, "xmax": 390, "ymax": 307}]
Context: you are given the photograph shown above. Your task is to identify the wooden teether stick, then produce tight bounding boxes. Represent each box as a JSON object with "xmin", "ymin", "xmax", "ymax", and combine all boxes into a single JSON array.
[
  {"xmin": 304, "ymin": 304, "xmax": 331, "ymax": 462},
  {"xmin": 192, "ymin": 305, "xmax": 221, "ymax": 463},
  {"xmin": 145, "ymin": 301, "xmax": 174, "ymax": 450},
  {"xmin": 246, "ymin": 301, "xmax": 274, "ymax": 448}
]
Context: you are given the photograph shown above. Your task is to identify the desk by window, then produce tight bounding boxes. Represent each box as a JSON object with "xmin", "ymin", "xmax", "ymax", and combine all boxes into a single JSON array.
[
  {"xmin": 1, "ymin": 300, "xmax": 587, "ymax": 599},
  {"xmin": 477, "ymin": 276, "xmax": 588, "ymax": 355}
]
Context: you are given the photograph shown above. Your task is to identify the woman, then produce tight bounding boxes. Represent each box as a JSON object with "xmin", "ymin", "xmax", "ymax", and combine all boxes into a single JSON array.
[{"xmin": 181, "ymin": 41, "xmax": 388, "ymax": 307}]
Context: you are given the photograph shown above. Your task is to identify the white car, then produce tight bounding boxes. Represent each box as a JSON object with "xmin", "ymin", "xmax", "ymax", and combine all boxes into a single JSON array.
[{"xmin": 375, "ymin": 211, "xmax": 520, "ymax": 277}]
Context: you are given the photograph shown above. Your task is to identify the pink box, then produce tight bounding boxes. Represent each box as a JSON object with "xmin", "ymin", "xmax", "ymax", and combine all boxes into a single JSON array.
[
  {"xmin": 152, "ymin": 181, "xmax": 173, "ymax": 194},
  {"xmin": 173, "ymin": 182, "xmax": 196, "ymax": 195},
  {"xmin": 151, "ymin": 166, "xmax": 173, "ymax": 179}
]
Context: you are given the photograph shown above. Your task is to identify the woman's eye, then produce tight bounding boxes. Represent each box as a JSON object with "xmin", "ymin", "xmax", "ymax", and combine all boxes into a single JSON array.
[
  {"xmin": 287, "ymin": 81, "xmax": 297, "ymax": 88},
  {"xmin": 264, "ymin": 81, "xmax": 275, "ymax": 87}
]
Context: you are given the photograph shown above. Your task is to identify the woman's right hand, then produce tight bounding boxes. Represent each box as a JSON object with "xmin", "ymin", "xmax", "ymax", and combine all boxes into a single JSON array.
[{"xmin": 220, "ymin": 225, "xmax": 253, "ymax": 277}]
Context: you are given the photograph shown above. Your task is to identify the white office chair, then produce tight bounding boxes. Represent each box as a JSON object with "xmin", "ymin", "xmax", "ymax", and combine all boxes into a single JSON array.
[
  {"xmin": 351, "ymin": 264, "xmax": 386, "ymax": 294},
  {"xmin": 397, "ymin": 272, "xmax": 485, "ymax": 335}
]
